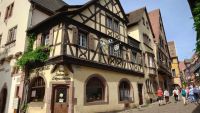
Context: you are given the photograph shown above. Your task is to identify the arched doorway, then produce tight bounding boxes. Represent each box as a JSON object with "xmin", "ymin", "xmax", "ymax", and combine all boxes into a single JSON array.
[{"xmin": 0, "ymin": 88, "xmax": 7, "ymax": 113}]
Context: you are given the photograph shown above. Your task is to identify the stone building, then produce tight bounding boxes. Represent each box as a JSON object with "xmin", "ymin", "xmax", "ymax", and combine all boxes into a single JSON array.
[
  {"xmin": 168, "ymin": 41, "xmax": 182, "ymax": 87},
  {"xmin": 0, "ymin": 0, "xmax": 66, "ymax": 113},
  {"xmin": 148, "ymin": 9, "xmax": 172, "ymax": 91},
  {"xmin": 127, "ymin": 7, "xmax": 157, "ymax": 103}
]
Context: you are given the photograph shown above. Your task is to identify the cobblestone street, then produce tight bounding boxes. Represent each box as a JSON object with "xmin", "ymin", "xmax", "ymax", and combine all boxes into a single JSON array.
[{"xmin": 113, "ymin": 101, "xmax": 200, "ymax": 113}]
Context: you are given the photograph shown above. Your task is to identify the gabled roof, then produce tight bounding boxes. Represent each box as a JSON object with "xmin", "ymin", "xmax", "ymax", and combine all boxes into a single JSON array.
[
  {"xmin": 62, "ymin": 0, "xmax": 129, "ymax": 23},
  {"xmin": 127, "ymin": 7, "xmax": 155, "ymax": 38},
  {"xmin": 30, "ymin": 0, "xmax": 67, "ymax": 13},
  {"xmin": 148, "ymin": 9, "xmax": 160, "ymax": 42},
  {"xmin": 127, "ymin": 7, "xmax": 145, "ymax": 26}
]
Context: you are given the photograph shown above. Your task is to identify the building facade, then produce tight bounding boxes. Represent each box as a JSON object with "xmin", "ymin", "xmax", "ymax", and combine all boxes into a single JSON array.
[
  {"xmin": 168, "ymin": 41, "xmax": 182, "ymax": 87},
  {"xmin": 0, "ymin": 0, "xmax": 66, "ymax": 113},
  {"xmin": 23, "ymin": 0, "xmax": 147, "ymax": 113},
  {"xmin": 127, "ymin": 7, "xmax": 157, "ymax": 103},
  {"xmin": 148, "ymin": 9, "xmax": 172, "ymax": 91}
]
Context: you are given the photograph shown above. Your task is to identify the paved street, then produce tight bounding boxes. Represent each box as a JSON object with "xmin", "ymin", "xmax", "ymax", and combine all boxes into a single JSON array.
[{"xmin": 112, "ymin": 101, "xmax": 200, "ymax": 113}]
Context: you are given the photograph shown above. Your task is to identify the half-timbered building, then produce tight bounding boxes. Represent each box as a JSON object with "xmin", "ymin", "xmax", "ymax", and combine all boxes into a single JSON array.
[
  {"xmin": 127, "ymin": 7, "xmax": 157, "ymax": 104},
  {"xmin": 148, "ymin": 9, "xmax": 172, "ymax": 92},
  {"xmin": 24, "ymin": 0, "xmax": 145, "ymax": 113}
]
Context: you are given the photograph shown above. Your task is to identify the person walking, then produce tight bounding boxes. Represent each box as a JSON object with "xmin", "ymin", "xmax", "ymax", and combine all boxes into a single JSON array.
[
  {"xmin": 164, "ymin": 89, "xmax": 169, "ymax": 104},
  {"xmin": 188, "ymin": 85, "xmax": 195, "ymax": 103},
  {"xmin": 157, "ymin": 87, "xmax": 163, "ymax": 106},
  {"xmin": 181, "ymin": 87, "xmax": 187, "ymax": 105},
  {"xmin": 173, "ymin": 87, "xmax": 179, "ymax": 103},
  {"xmin": 186, "ymin": 86, "xmax": 190, "ymax": 99},
  {"xmin": 193, "ymin": 86, "xmax": 199, "ymax": 104}
]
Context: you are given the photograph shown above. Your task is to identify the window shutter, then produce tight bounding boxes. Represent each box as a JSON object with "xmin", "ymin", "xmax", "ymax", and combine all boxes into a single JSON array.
[
  {"xmin": 89, "ymin": 33, "xmax": 95, "ymax": 50},
  {"xmin": 36, "ymin": 33, "xmax": 42, "ymax": 47},
  {"xmin": 49, "ymin": 29, "xmax": 54, "ymax": 46},
  {"xmin": 72, "ymin": 26, "xmax": 78, "ymax": 44}
]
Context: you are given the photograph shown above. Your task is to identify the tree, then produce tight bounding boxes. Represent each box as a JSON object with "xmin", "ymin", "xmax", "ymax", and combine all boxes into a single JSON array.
[{"xmin": 194, "ymin": 1, "xmax": 200, "ymax": 54}]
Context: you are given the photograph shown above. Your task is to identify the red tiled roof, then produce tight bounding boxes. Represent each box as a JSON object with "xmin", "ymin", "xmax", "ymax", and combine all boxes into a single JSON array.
[{"xmin": 148, "ymin": 9, "xmax": 160, "ymax": 42}]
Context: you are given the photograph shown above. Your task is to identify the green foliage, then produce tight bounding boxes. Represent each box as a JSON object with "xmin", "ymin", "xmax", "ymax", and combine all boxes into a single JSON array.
[
  {"xmin": 26, "ymin": 34, "xmax": 36, "ymax": 52},
  {"xmin": 193, "ymin": 1, "xmax": 200, "ymax": 55},
  {"xmin": 17, "ymin": 34, "xmax": 50, "ymax": 68}
]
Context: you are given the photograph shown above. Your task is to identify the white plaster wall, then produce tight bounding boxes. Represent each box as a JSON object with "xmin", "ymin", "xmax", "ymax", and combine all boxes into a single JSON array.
[{"xmin": 0, "ymin": 0, "xmax": 50, "ymax": 113}]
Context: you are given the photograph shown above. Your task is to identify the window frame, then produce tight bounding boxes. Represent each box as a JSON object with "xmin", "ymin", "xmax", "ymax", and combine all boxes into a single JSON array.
[
  {"xmin": 41, "ymin": 31, "xmax": 50, "ymax": 46},
  {"xmin": 106, "ymin": 16, "xmax": 113, "ymax": 29},
  {"xmin": 118, "ymin": 79, "xmax": 134, "ymax": 103},
  {"xmin": 4, "ymin": 2, "xmax": 14, "ymax": 21},
  {"xmin": 6, "ymin": 26, "xmax": 17, "ymax": 45},
  {"xmin": 106, "ymin": 15, "xmax": 120, "ymax": 33},
  {"xmin": 29, "ymin": 77, "xmax": 45, "ymax": 102},
  {"xmin": 78, "ymin": 31, "xmax": 88, "ymax": 48},
  {"xmin": 85, "ymin": 75, "xmax": 108, "ymax": 105}
]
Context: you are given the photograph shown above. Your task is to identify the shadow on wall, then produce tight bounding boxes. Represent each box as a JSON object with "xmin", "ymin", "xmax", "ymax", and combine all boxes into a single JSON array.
[{"xmin": 192, "ymin": 104, "xmax": 200, "ymax": 113}]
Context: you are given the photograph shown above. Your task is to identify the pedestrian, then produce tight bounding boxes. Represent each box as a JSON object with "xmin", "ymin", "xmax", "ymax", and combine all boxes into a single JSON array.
[
  {"xmin": 188, "ymin": 85, "xmax": 195, "ymax": 103},
  {"xmin": 173, "ymin": 87, "xmax": 179, "ymax": 103},
  {"xmin": 164, "ymin": 89, "xmax": 169, "ymax": 104},
  {"xmin": 157, "ymin": 87, "xmax": 163, "ymax": 106},
  {"xmin": 186, "ymin": 86, "xmax": 190, "ymax": 99},
  {"xmin": 181, "ymin": 87, "xmax": 187, "ymax": 105},
  {"xmin": 193, "ymin": 86, "xmax": 199, "ymax": 104}
]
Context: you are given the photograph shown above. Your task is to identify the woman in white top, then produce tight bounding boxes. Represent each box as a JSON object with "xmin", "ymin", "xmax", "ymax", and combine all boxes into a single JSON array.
[{"xmin": 164, "ymin": 89, "xmax": 169, "ymax": 104}]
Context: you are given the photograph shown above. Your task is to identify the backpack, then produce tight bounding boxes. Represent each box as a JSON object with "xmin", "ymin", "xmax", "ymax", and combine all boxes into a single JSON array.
[{"xmin": 181, "ymin": 89, "xmax": 186, "ymax": 96}]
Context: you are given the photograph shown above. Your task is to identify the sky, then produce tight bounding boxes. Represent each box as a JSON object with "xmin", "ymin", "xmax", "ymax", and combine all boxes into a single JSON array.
[{"xmin": 64, "ymin": 0, "xmax": 196, "ymax": 61}]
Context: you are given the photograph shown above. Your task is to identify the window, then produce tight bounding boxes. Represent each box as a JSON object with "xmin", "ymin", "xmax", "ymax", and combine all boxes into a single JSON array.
[
  {"xmin": 146, "ymin": 21, "xmax": 149, "ymax": 30},
  {"xmin": 86, "ymin": 77, "xmax": 105, "ymax": 102},
  {"xmin": 172, "ymin": 69, "xmax": 176, "ymax": 77},
  {"xmin": 4, "ymin": 3, "xmax": 14, "ymax": 20},
  {"xmin": 131, "ymin": 51, "xmax": 137, "ymax": 63},
  {"xmin": 106, "ymin": 16, "xmax": 112, "ymax": 29},
  {"xmin": 113, "ymin": 20, "xmax": 119, "ymax": 32},
  {"xmin": 106, "ymin": 16, "xmax": 119, "ymax": 32},
  {"xmin": 119, "ymin": 81, "xmax": 130, "ymax": 101},
  {"xmin": 30, "ymin": 77, "xmax": 45, "ymax": 102},
  {"xmin": 78, "ymin": 31, "xmax": 87, "ymax": 48},
  {"xmin": 142, "ymin": 17, "xmax": 145, "ymax": 25},
  {"xmin": 7, "ymin": 26, "xmax": 17, "ymax": 43},
  {"xmin": 149, "ymin": 55, "xmax": 154, "ymax": 67},
  {"xmin": 42, "ymin": 32, "xmax": 49, "ymax": 46},
  {"xmin": 109, "ymin": 44, "xmax": 122, "ymax": 58},
  {"xmin": 143, "ymin": 34, "xmax": 151, "ymax": 46}
]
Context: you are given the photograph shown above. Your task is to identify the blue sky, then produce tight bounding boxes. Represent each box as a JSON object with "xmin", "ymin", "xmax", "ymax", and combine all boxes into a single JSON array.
[{"xmin": 64, "ymin": 0, "xmax": 196, "ymax": 61}]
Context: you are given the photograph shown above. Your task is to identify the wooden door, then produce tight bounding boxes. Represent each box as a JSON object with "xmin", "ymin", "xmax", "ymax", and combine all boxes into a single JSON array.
[
  {"xmin": 52, "ymin": 85, "xmax": 69, "ymax": 113},
  {"xmin": 138, "ymin": 84, "xmax": 143, "ymax": 105}
]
